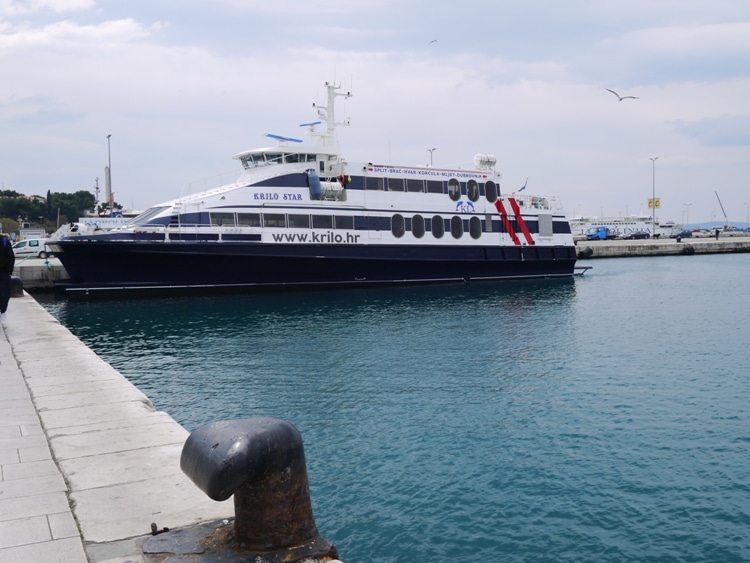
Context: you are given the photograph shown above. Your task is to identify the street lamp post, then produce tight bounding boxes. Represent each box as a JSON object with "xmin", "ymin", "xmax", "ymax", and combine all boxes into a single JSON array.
[
  {"xmin": 106, "ymin": 134, "xmax": 112, "ymax": 209},
  {"xmin": 683, "ymin": 203, "xmax": 692, "ymax": 229},
  {"xmin": 649, "ymin": 157, "xmax": 659, "ymax": 237},
  {"xmin": 745, "ymin": 203, "xmax": 750, "ymax": 233},
  {"xmin": 428, "ymin": 148, "xmax": 436, "ymax": 166}
]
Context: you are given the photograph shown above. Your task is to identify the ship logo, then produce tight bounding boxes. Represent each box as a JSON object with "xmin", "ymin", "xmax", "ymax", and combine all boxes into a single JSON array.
[{"xmin": 456, "ymin": 200, "xmax": 475, "ymax": 213}]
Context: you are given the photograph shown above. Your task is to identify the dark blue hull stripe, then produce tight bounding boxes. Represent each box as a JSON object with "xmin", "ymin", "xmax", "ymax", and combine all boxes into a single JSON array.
[{"xmin": 54, "ymin": 241, "xmax": 577, "ymax": 295}]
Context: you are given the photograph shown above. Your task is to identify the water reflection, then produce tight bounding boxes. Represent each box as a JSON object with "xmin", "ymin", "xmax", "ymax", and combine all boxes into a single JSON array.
[{"xmin": 38, "ymin": 278, "xmax": 578, "ymax": 429}]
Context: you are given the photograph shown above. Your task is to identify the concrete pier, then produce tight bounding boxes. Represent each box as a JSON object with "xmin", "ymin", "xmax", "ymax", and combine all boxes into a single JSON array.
[
  {"xmin": 574, "ymin": 235, "xmax": 750, "ymax": 259},
  {"xmin": 13, "ymin": 257, "xmax": 69, "ymax": 291},
  {"xmin": 0, "ymin": 293, "xmax": 233, "ymax": 562}
]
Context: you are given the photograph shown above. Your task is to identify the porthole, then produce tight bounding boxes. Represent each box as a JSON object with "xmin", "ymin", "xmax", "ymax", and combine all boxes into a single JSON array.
[
  {"xmin": 485, "ymin": 180, "xmax": 498, "ymax": 203},
  {"xmin": 451, "ymin": 215, "xmax": 464, "ymax": 239},
  {"xmin": 467, "ymin": 180, "xmax": 479, "ymax": 202},
  {"xmin": 432, "ymin": 215, "xmax": 445, "ymax": 238},
  {"xmin": 469, "ymin": 216, "xmax": 482, "ymax": 239},
  {"xmin": 412, "ymin": 215, "xmax": 425, "ymax": 238},
  {"xmin": 392, "ymin": 214, "xmax": 405, "ymax": 238},
  {"xmin": 448, "ymin": 178, "xmax": 461, "ymax": 202}
]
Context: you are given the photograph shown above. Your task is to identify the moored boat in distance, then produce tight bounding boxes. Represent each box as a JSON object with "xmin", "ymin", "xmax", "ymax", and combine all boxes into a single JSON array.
[{"xmin": 50, "ymin": 81, "xmax": 579, "ymax": 298}]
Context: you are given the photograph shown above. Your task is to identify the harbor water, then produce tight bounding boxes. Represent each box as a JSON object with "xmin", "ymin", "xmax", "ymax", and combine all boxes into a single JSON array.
[{"xmin": 37, "ymin": 254, "xmax": 750, "ymax": 562}]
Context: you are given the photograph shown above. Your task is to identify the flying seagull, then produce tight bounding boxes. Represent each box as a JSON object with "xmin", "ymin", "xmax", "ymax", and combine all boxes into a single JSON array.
[
  {"xmin": 429, "ymin": 39, "xmax": 437, "ymax": 43},
  {"xmin": 606, "ymin": 88, "xmax": 638, "ymax": 101}
]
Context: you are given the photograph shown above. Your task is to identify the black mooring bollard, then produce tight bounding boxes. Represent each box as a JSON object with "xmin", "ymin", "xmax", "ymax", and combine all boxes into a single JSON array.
[
  {"xmin": 180, "ymin": 417, "xmax": 338, "ymax": 561},
  {"xmin": 10, "ymin": 276, "xmax": 23, "ymax": 297}
]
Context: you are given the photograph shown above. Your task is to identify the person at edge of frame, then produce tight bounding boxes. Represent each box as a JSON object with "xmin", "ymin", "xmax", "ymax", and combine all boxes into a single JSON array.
[{"xmin": 0, "ymin": 233, "xmax": 16, "ymax": 326}]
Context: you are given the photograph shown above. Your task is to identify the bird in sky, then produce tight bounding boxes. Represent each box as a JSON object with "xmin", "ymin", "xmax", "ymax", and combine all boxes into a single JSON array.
[
  {"xmin": 429, "ymin": 39, "xmax": 437, "ymax": 43},
  {"xmin": 606, "ymin": 88, "xmax": 638, "ymax": 101}
]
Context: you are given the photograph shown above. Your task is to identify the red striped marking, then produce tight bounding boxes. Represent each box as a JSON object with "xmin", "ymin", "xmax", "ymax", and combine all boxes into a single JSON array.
[
  {"xmin": 494, "ymin": 199, "xmax": 521, "ymax": 245},
  {"xmin": 508, "ymin": 198, "xmax": 535, "ymax": 245}
]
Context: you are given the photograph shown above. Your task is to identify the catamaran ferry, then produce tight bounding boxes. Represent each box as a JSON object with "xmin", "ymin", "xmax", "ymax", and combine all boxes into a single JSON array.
[{"xmin": 50, "ymin": 82, "xmax": 579, "ymax": 298}]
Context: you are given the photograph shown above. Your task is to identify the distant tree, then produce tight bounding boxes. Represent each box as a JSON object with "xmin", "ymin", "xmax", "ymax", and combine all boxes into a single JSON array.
[
  {"xmin": 48, "ymin": 191, "xmax": 96, "ymax": 223},
  {"xmin": 0, "ymin": 190, "xmax": 97, "ymax": 233},
  {"xmin": 0, "ymin": 198, "xmax": 45, "ymax": 225},
  {"xmin": 0, "ymin": 218, "xmax": 20, "ymax": 236}
]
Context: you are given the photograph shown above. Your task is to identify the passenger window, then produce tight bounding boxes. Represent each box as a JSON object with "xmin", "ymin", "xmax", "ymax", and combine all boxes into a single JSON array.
[
  {"xmin": 432, "ymin": 215, "xmax": 445, "ymax": 238},
  {"xmin": 412, "ymin": 215, "xmax": 425, "ymax": 238},
  {"xmin": 451, "ymin": 216, "xmax": 464, "ymax": 238},
  {"xmin": 391, "ymin": 214, "xmax": 405, "ymax": 238},
  {"xmin": 485, "ymin": 180, "xmax": 498, "ymax": 203},
  {"xmin": 467, "ymin": 180, "xmax": 479, "ymax": 202},
  {"xmin": 448, "ymin": 178, "xmax": 461, "ymax": 201}
]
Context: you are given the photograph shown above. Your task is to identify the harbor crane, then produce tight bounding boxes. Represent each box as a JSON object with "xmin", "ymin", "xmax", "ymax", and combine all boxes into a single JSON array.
[{"xmin": 715, "ymin": 191, "xmax": 729, "ymax": 230}]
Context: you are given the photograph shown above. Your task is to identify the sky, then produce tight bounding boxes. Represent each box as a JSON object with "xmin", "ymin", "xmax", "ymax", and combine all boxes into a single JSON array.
[{"xmin": 2, "ymin": 0, "xmax": 749, "ymax": 226}]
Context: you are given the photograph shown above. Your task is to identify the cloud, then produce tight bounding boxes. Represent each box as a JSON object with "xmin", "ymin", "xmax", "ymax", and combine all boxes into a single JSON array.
[
  {"xmin": 0, "ymin": 18, "xmax": 156, "ymax": 49},
  {"xmin": 1, "ymin": 1, "xmax": 749, "ymax": 220},
  {"xmin": 624, "ymin": 21, "xmax": 750, "ymax": 58},
  {"xmin": 586, "ymin": 20, "xmax": 750, "ymax": 84},
  {"xmin": 0, "ymin": 0, "xmax": 94, "ymax": 17},
  {"xmin": 671, "ymin": 115, "xmax": 750, "ymax": 147}
]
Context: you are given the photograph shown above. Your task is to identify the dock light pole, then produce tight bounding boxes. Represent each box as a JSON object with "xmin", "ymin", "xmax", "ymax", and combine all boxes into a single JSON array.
[
  {"xmin": 745, "ymin": 203, "xmax": 749, "ymax": 232},
  {"xmin": 683, "ymin": 203, "xmax": 692, "ymax": 228},
  {"xmin": 106, "ymin": 134, "xmax": 112, "ymax": 209},
  {"xmin": 650, "ymin": 157, "xmax": 659, "ymax": 237},
  {"xmin": 428, "ymin": 147, "xmax": 436, "ymax": 166}
]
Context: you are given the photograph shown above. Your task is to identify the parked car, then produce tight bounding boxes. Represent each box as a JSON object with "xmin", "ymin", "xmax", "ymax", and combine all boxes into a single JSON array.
[
  {"xmin": 669, "ymin": 230, "xmax": 692, "ymax": 239},
  {"xmin": 620, "ymin": 231, "xmax": 650, "ymax": 240},
  {"xmin": 12, "ymin": 238, "xmax": 53, "ymax": 258}
]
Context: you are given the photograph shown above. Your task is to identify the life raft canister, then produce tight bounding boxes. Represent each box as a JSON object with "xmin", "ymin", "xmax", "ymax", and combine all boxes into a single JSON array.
[{"xmin": 307, "ymin": 170, "xmax": 322, "ymax": 199}]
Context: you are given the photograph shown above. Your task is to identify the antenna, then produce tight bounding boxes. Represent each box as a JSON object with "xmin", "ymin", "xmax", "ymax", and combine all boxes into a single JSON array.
[{"xmin": 265, "ymin": 133, "xmax": 303, "ymax": 144}]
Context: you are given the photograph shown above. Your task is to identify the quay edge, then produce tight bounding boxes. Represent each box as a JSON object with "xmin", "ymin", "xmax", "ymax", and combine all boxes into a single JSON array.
[
  {"xmin": 0, "ymin": 292, "xmax": 233, "ymax": 562},
  {"xmin": 574, "ymin": 236, "xmax": 750, "ymax": 259}
]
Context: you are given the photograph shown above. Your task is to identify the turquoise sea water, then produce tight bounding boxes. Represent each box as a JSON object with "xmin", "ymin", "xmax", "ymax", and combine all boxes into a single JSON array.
[{"xmin": 37, "ymin": 254, "xmax": 750, "ymax": 563}]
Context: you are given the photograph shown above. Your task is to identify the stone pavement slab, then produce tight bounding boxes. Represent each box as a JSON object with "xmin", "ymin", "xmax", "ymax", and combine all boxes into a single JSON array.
[{"xmin": 0, "ymin": 294, "xmax": 232, "ymax": 562}]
